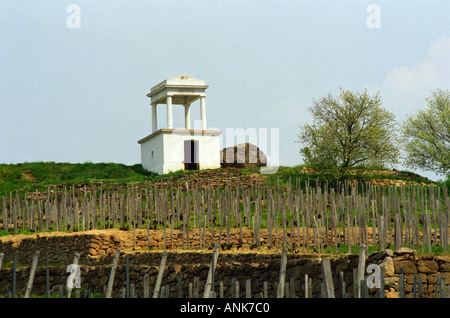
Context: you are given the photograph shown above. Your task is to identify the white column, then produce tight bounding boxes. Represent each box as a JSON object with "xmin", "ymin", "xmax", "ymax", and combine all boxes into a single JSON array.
[
  {"xmin": 167, "ymin": 96, "xmax": 173, "ymax": 129},
  {"xmin": 184, "ymin": 104, "xmax": 191, "ymax": 129},
  {"xmin": 200, "ymin": 96, "xmax": 207, "ymax": 130},
  {"xmin": 152, "ymin": 103, "xmax": 158, "ymax": 133}
]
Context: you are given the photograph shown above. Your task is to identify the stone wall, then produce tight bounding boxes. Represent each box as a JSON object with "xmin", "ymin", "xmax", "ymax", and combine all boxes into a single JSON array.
[
  {"xmin": 0, "ymin": 231, "xmax": 126, "ymax": 266},
  {"xmin": 298, "ymin": 167, "xmax": 431, "ymax": 187},
  {"xmin": 0, "ymin": 228, "xmax": 321, "ymax": 266},
  {"xmin": 383, "ymin": 248, "xmax": 450, "ymax": 297},
  {"xmin": 0, "ymin": 231, "xmax": 449, "ymax": 298}
]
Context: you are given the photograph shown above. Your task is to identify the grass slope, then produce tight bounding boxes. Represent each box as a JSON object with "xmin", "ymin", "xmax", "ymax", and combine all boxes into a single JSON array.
[
  {"xmin": 257, "ymin": 165, "xmax": 437, "ymax": 188},
  {"xmin": 0, "ymin": 162, "xmax": 157, "ymax": 193},
  {"xmin": 0, "ymin": 161, "xmax": 442, "ymax": 194}
]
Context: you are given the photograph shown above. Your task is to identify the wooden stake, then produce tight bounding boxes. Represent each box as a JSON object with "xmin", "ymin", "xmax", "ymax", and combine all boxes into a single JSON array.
[
  {"xmin": 24, "ymin": 251, "xmax": 40, "ymax": 298},
  {"xmin": 277, "ymin": 247, "xmax": 287, "ymax": 298},
  {"xmin": 153, "ymin": 251, "xmax": 168, "ymax": 298},
  {"xmin": 321, "ymin": 258, "xmax": 335, "ymax": 298},
  {"xmin": 106, "ymin": 247, "xmax": 121, "ymax": 298},
  {"xmin": 203, "ymin": 244, "xmax": 219, "ymax": 298}
]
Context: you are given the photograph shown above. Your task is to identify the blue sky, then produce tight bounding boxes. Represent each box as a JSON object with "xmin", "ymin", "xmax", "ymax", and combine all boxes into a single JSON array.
[{"xmin": 1, "ymin": 1, "xmax": 449, "ymax": 180}]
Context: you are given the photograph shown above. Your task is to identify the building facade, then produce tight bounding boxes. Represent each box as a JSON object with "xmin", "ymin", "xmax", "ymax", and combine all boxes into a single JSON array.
[{"xmin": 138, "ymin": 75, "xmax": 222, "ymax": 175}]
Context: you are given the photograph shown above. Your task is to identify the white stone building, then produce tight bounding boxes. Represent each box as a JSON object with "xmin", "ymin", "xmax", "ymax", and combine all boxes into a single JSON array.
[{"xmin": 138, "ymin": 75, "xmax": 222, "ymax": 175}]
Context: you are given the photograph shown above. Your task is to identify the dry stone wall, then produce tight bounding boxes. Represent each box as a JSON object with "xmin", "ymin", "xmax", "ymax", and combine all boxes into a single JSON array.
[{"xmin": 0, "ymin": 230, "xmax": 449, "ymax": 298}]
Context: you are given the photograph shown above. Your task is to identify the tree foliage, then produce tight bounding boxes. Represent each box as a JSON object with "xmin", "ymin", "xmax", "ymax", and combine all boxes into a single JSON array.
[
  {"xmin": 401, "ymin": 89, "xmax": 450, "ymax": 176},
  {"xmin": 298, "ymin": 89, "xmax": 400, "ymax": 178}
]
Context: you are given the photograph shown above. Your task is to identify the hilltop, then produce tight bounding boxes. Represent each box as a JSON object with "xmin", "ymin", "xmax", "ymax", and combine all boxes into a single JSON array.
[{"xmin": 0, "ymin": 161, "xmax": 436, "ymax": 194}]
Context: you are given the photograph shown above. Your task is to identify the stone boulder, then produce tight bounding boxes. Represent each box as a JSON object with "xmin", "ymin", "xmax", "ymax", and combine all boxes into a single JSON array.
[{"xmin": 220, "ymin": 143, "xmax": 267, "ymax": 169}]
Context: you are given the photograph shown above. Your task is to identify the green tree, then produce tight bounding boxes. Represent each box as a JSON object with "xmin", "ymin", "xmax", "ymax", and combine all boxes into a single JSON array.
[
  {"xmin": 298, "ymin": 89, "xmax": 400, "ymax": 178},
  {"xmin": 401, "ymin": 89, "xmax": 450, "ymax": 177}
]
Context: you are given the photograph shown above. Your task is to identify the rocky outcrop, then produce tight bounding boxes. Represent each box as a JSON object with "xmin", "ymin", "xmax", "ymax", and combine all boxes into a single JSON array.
[{"xmin": 220, "ymin": 143, "xmax": 267, "ymax": 169}]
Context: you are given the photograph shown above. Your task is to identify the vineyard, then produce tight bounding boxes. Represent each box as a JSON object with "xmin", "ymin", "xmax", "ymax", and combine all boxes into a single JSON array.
[
  {"xmin": 0, "ymin": 166, "xmax": 449, "ymax": 299},
  {"xmin": 1, "ymin": 168, "xmax": 449, "ymax": 254}
]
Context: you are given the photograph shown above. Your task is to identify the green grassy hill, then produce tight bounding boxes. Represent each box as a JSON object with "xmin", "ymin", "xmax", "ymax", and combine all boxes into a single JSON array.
[
  {"xmin": 0, "ymin": 162, "xmax": 155, "ymax": 193},
  {"xmin": 267, "ymin": 165, "xmax": 436, "ymax": 186},
  {"xmin": 0, "ymin": 161, "xmax": 441, "ymax": 194}
]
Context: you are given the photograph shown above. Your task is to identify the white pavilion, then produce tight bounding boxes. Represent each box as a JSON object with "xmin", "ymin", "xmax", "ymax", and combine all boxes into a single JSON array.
[{"xmin": 138, "ymin": 75, "xmax": 222, "ymax": 175}]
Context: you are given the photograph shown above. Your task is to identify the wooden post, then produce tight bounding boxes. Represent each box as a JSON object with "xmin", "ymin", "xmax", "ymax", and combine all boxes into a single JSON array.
[
  {"xmin": 126, "ymin": 255, "xmax": 130, "ymax": 298},
  {"xmin": 360, "ymin": 278, "xmax": 369, "ymax": 298},
  {"xmin": 424, "ymin": 214, "xmax": 432, "ymax": 253},
  {"xmin": 147, "ymin": 210, "xmax": 151, "ymax": 249},
  {"xmin": 347, "ymin": 209, "xmax": 351, "ymax": 254},
  {"xmin": 399, "ymin": 268, "xmax": 405, "ymax": 298},
  {"xmin": 106, "ymin": 247, "xmax": 121, "ymax": 298},
  {"xmin": 379, "ymin": 216, "xmax": 385, "ymax": 252},
  {"xmin": 130, "ymin": 283, "xmax": 136, "ymax": 298},
  {"xmin": 320, "ymin": 279, "xmax": 325, "ymax": 298},
  {"xmin": 263, "ymin": 281, "xmax": 268, "ymax": 298},
  {"xmin": 13, "ymin": 200, "xmax": 17, "ymax": 234},
  {"xmin": 2, "ymin": 198, "xmax": 8, "ymax": 234},
  {"xmin": 12, "ymin": 257, "xmax": 16, "ymax": 298},
  {"xmin": 203, "ymin": 244, "xmax": 219, "ymax": 298},
  {"xmin": 356, "ymin": 245, "xmax": 366, "ymax": 298},
  {"xmin": 434, "ymin": 276, "xmax": 440, "ymax": 298},
  {"xmin": 153, "ymin": 251, "xmax": 168, "ymax": 298},
  {"xmin": 285, "ymin": 281, "xmax": 290, "ymax": 298},
  {"xmin": 394, "ymin": 214, "xmax": 402, "ymax": 252},
  {"xmin": 246, "ymin": 279, "xmax": 251, "ymax": 298},
  {"xmin": 46, "ymin": 257, "xmax": 50, "ymax": 298},
  {"xmin": 277, "ymin": 247, "xmax": 287, "ymax": 298},
  {"xmin": 219, "ymin": 280, "xmax": 224, "ymax": 298},
  {"xmin": 194, "ymin": 277, "xmax": 200, "ymax": 298},
  {"xmin": 378, "ymin": 266, "xmax": 385, "ymax": 298},
  {"xmin": 143, "ymin": 273, "xmax": 150, "ymax": 298},
  {"xmin": 24, "ymin": 251, "xmax": 40, "ymax": 298},
  {"xmin": 439, "ymin": 276, "xmax": 447, "ymax": 298},
  {"xmin": 289, "ymin": 277, "xmax": 295, "ymax": 298},
  {"xmin": 339, "ymin": 271, "xmax": 346, "ymax": 298},
  {"xmin": 231, "ymin": 277, "xmax": 236, "ymax": 298},
  {"xmin": 321, "ymin": 258, "xmax": 335, "ymax": 298},
  {"xmin": 418, "ymin": 276, "xmax": 423, "ymax": 298},
  {"xmin": 304, "ymin": 274, "xmax": 310, "ymax": 298}
]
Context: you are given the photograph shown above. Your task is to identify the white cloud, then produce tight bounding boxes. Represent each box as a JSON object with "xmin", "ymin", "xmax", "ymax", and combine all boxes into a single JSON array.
[
  {"xmin": 380, "ymin": 35, "xmax": 450, "ymax": 116},
  {"xmin": 374, "ymin": 35, "xmax": 450, "ymax": 181}
]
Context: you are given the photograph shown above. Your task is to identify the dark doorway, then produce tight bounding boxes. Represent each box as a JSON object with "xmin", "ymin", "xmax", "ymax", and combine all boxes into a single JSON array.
[{"xmin": 184, "ymin": 140, "xmax": 199, "ymax": 170}]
